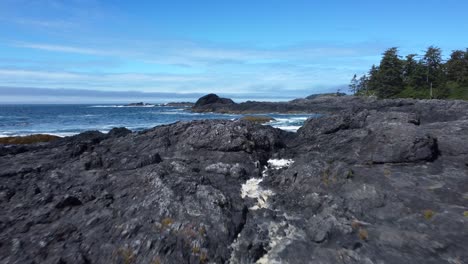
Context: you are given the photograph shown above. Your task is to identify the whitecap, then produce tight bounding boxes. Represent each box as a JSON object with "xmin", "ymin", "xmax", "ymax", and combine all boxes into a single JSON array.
[{"xmin": 272, "ymin": 125, "xmax": 301, "ymax": 132}]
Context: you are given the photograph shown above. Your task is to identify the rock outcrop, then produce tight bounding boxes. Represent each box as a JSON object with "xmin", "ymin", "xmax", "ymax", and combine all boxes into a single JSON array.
[
  {"xmin": 191, "ymin": 94, "xmax": 468, "ymax": 122},
  {"xmin": 193, "ymin": 94, "xmax": 235, "ymax": 112},
  {"xmin": 124, "ymin": 102, "xmax": 155, "ymax": 107},
  {"xmin": 1, "ymin": 98, "xmax": 468, "ymax": 264}
]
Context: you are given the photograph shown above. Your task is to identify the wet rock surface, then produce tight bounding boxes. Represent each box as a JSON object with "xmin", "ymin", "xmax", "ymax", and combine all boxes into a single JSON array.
[{"xmin": 1, "ymin": 97, "xmax": 468, "ymax": 263}]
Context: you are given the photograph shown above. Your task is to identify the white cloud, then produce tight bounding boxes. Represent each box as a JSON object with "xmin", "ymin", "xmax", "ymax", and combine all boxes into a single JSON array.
[
  {"xmin": 15, "ymin": 18, "xmax": 76, "ymax": 29},
  {"xmin": 13, "ymin": 40, "xmax": 384, "ymax": 66},
  {"xmin": 14, "ymin": 43, "xmax": 111, "ymax": 56},
  {"xmin": 5, "ymin": 39, "xmax": 385, "ymax": 95}
]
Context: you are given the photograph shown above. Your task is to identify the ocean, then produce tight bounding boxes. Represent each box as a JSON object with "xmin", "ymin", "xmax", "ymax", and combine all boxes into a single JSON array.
[{"xmin": 0, "ymin": 104, "xmax": 317, "ymax": 137}]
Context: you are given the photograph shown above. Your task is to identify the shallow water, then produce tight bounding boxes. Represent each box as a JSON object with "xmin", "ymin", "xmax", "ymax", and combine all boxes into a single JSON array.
[{"xmin": 0, "ymin": 104, "xmax": 319, "ymax": 137}]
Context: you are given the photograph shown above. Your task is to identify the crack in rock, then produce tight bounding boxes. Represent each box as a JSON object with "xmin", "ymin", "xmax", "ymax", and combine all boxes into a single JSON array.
[{"xmin": 241, "ymin": 159, "xmax": 293, "ymax": 210}]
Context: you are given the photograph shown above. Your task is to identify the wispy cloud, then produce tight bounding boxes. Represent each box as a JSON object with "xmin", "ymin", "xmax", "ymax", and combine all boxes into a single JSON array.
[
  {"xmin": 14, "ymin": 18, "xmax": 77, "ymax": 29},
  {"xmin": 14, "ymin": 43, "xmax": 106, "ymax": 56},
  {"xmin": 1, "ymin": 37, "xmax": 386, "ymax": 96},
  {"xmin": 12, "ymin": 39, "xmax": 385, "ymax": 70}
]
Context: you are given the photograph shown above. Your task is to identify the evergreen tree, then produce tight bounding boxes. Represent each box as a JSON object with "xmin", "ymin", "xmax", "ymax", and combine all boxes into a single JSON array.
[
  {"xmin": 357, "ymin": 75, "xmax": 369, "ymax": 95},
  {"xmin": 354, "ymin": 46, "xmax": 468, "ymax": 100},
  {"xmin": 367, "ymin": 65, "xmax": 380, "ymax": 94},
  {"xmin": 349, "ymin": 74, "xmax": 358, "ymax": 94},
  {"xmin": 422, "ymin": 46, "xmax": 447, "ymax": 98},
  {"xmin": 374, "ymin": 47, "xmax": 404, "ymax": 98},
  {"xmin": 402, "ymin": 54, "xmax": 422, "ymax": 87},
  {"xmin": 446, "ymin": 50, "xmax": 468, "ymax": 84}
]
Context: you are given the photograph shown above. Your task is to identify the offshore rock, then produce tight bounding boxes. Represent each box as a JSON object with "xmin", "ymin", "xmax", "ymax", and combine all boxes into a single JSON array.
[{"xmin": 193, "ymin": 94, "xmax": 235, "ymax": 112}]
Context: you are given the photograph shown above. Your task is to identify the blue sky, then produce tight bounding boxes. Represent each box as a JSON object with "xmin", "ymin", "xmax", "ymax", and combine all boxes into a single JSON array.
[{"xmin": 0, "ymin": 0, "xmax": 467, "ymax": 102}]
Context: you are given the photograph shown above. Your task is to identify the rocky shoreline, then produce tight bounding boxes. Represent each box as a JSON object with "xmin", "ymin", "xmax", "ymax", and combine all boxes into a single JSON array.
[{"xmin": 1, "ymin": 96, "xmax": 467, "ymax": 263}]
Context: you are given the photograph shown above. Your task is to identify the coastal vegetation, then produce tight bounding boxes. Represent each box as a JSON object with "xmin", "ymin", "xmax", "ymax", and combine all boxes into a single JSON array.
[
  {"xmin": 239, "ymin": 115, "xmax": 275, "ymax": 124},
  {"xmin": 350, "ymin": 46, "xmax": 468, "ymax": 99},
  {"xmin": 0, "ymin": 134, "xmax": 60, "ymax": 144}
]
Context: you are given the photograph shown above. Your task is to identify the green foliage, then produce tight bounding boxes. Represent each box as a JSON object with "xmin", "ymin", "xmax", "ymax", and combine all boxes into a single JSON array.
[
  {"xmin": 350, "ymin": 46, "xmax": 468, "ymax": 100},
  {"xmin": 395, "ymin": 86, "xmax": 431, "ymax": 99},
  {"xmin": 446, "ymin": 49, "xmax": 468, "ymax": 84},
  {"xmin": 349, "ymin": 74, "xmax": 358, "ymax": 94},
  {"xmin": 374, "ymin": 47, "xmax": 404, "ymax": 98},
  {"xmin": 240, "ymin": 115, "xmax": 275, "ymax": 123}
]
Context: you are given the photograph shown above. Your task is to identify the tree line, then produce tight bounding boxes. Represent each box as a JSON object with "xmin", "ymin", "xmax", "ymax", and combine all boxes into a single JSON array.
[{"xmin": 349, "ymin": 46, "xmax": 468, "ymax": 99}]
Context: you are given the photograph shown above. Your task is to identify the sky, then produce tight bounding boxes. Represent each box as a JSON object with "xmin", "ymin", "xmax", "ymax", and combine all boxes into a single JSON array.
[{"xmin": 0, "ymin": 0, "xmax": 467, "ymax": 103}]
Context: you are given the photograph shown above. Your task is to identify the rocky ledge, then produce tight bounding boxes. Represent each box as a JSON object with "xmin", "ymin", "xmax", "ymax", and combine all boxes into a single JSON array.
[
  {"xmin": 192, "ymin": 93, "xmax": 468, "ymax": 121},
  {"xmin": 1, "ymin": 98, "xmax": 468, "ymax": 263}
]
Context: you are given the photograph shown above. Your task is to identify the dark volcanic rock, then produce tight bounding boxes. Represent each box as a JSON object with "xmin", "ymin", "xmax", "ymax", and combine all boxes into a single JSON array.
[
  {"xmin": 1, "ymin": 100, "xmax": 468, "ymax": 264},
  {"xmin": 191, "ymin": 94, "xmax": 468, "ymax": 123},
  {"xmin": 0, "ymin": 120, "xmax": 288, "ymax": 264},
  {"xmin": 107, "ymin": 127, "xmax": 132, "ymax": 138},
  {"xmin": 193, "ymin": 94, "xmax": 235, "ymax": 112},
  {"xmin": 165, "ymin": 102, "xmax": 195, "ymax": 107}
]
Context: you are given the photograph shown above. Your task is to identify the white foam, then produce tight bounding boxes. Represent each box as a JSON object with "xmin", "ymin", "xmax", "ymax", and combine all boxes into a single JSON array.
[
  {"xmin": 241, "ymin": 178, "xmax": 274, "ymax": 210},
  {"xmin": 47, "ymin": 132, "xmax": 80, "ymax": 137},
  {"xmin": 267, "ymin": 159, "xmax": 294, "ymax": 169},
  {"xmin": 88, "ymin": 105, "xmax": 122, "ymax": 108},
  {"xmin": 256, "ymin": 222, "xmax": 305, "ymax": 264},
  {"xmin": 0, "ymin": 132, "xmax": 77, "ymax": 138},
  {"xmin": 88, "ymin": 105, "xmax": 155, "ymax": 108},
  {"xmin": 272, "ymin": 117, "xmax": 308, "ymax": 122},
  {"xmin": 272, "ymin": 125, "xmax": 301, "ymax": 132}
]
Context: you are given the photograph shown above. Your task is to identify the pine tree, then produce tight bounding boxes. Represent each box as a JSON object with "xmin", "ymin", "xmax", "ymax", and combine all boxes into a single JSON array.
[
  {"xmin": 349, "ymin": 74, "xmax": 358, "ymax": 94},
  {"xmin": 374, "ymin": 47, "xmax": 404, "ymax": 98},
  {"xmin": 367, "ymin": 65, "xmax": 379, "ymax": 94},
  {"xmin": 446, "ymin": 50, "xmax": 468, "ymax": 84},
  {"xmin": 422, "ymin": 46, "xmax": 447, "ymax": 98},
  {"xmin": 357, "ymin": 75, "xmax": 369, "ymax": 95}
]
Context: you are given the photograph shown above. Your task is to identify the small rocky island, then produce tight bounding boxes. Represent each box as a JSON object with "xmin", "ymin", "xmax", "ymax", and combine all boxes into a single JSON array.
[
  {"xmin": 1, "ymin": 94, "xmax": 467, "ymax": 263},
  {"xmin": 164, "ymin": 102, "xmax": 195, "ymax": 107},
  {"xmin": 124, "ymin": 102, "xmax": 155, "ymax": 107}
]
